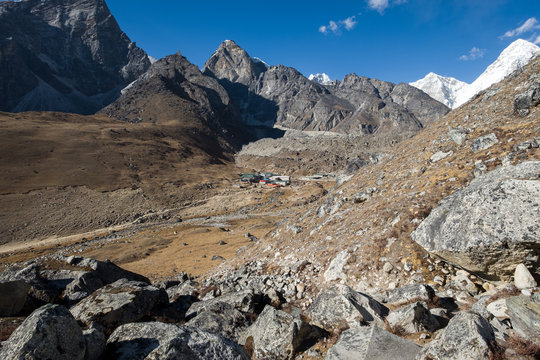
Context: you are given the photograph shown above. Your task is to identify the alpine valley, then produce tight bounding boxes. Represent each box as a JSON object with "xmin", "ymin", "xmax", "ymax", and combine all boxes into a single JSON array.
[{"xmin": 0, "ymin": 0, "xmax": 539, "ymax": 359}]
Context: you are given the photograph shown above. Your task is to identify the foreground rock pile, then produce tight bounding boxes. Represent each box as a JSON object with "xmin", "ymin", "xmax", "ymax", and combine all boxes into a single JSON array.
[{"xmin": 0, "ymin": 255, "xmax": 539, "ymax": 359}]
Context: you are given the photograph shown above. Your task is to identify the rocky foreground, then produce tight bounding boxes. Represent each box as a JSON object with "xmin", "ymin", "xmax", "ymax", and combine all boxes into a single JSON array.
[{"xmin": 0, "ymin": 253, "xmax": 538, "ymax": 359}]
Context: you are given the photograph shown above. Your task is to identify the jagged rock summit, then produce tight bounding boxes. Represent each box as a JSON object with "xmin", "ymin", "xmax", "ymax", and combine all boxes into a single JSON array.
[
  {"xmin": 411, "ymin": 39, "xmax": 540, "ymax": 109},
  {"xmin": 0, "ymin": 0, "xmax": 151, "ymax": 114},
  {"xmin": 204, "ymin": 40, "xmax": 449, "ymax": 134}
]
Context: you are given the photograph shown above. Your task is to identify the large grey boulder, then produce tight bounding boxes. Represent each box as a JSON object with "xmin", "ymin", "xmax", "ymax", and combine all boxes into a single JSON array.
[
  {"xmin": 0, "ymin": 304, "xmax": 86, "ymax": 360},
  {"xmin": 241, "ymin": 305, "xmax": 322, "ymax": 360},
  {"xmin": 186, "ymin": 301, "xmax": 251, "ymax": 342},
  {"xmin": 325, "ymin": 325, "xmax": 421, "ymax": 360},
  {"xmin": 506, "ymin": 294, "xmax": 540, "ymax": 345},
  {"xmin": 0, "ymin": 280, "xmax": 30, "ymax": 316},
  {"xmin": 63, "ymin": 256, "xmax": 150, "ymax": 304},
  {"xmin": 105, "ymin": 322, "xmax": 249, "ymax": 360},
  {"xmin": 417, "ymin": 311, "xmax": 497, "ymax": 360},
  {"xmin": 386, "ymin": 301, "xmax": 440, "ymax": 333},
  {"xmin": 307, "ymin": 284, "xmax": 388, "ymax": 331},
  {"xmin": 70, "ymin": 279, "xmax": 168, "ymax": 329},
  {"xmin": 411, "ymin": 161, "xmax": 540, "ymax": 280}
]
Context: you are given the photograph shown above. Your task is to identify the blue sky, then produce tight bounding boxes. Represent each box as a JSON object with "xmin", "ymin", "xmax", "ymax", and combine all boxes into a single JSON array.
[{"xmin": 106, "ymin": 1, "xmax": 537, "ymax": 83}]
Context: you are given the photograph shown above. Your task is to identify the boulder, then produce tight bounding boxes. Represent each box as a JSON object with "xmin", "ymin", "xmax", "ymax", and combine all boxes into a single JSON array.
[
  {"xmin": 325, "ymin": 325, "xmax": 421, "ymax": 360},
  {"xmin": 105, "ymin": 322, "xmax": 249, "ymax": 360},
  {"xmin": 486, "ymin": 299, "xmax": 508, "ymax": 319},
  {"xmin": 64, "ymin": 256, "xmax": 150, "ymax": 303},
  {"xmin": 430, "ymin": 150, "xmax": 453, "ymax": 163},
  {"xmin": 411, "ymin": 161, "xmax": 540, "ymax": 280},
  {"xmin": 386, "ymin": 301, "xmax": 440, "ymax": 333},
  {"xmin": 308, "ymin": 284, "xmax": 388, "ymax": 331},
  {"xmin": 514, "ymin": 263, "xmax": 538, "ymax": 289},
  {"xmin": 0, "ymin": 280, "xmax": 30, "ymax": 316},
  {"xmin": 242, "ymin": 305, "xmax": 322, "ymax": 360},
  {"xmin": 83, "ymin": 323, "xmax": 107, "ymax": 360},
  {"xmin": 70, "ymin": 279, "xmax": 168, "ymax": 329},
  {"xmin": 417, "ymin": 311, "xmax": 497, "ymax": 360},
  {"xmin": 186, "ymin": 301, "xmax": 251, "ymax": 342},
  {"xmin": 470, "ymin": 133, "xmax": 498, "ymax": 153},
  {"xmin": 0, "ymin": 264, "xmax": 61, "ymax": 306},
  {"xmin": 186, "ymin": 290, "xmax": 260, "ymax": 319},
  {"xmin": 514, "ymin": 78, "xmax": 540, "ymax": 116},
  {"xmin": 386, "ymin": 284, "xmax": 435, "ymax": 307},
  {"xmin": 0, "ymin": 304, "xmax": 85, "ymax": 360},
  {"xmin": 324, "ymin": 250, "xmax": 350, "ymax": 282},
  {"xmin": 506, "ymin": 294, "xmax": 540, "ymax": 345}
]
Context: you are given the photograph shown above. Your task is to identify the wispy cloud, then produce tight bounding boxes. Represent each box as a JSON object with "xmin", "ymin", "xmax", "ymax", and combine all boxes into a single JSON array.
[
  {"xmin": 532, "ymin": 34, "xmax": 540, "ymax": 45},
  {"xmin": 501, "ymin": 17, "xmax": 540, "ymax": 39},
  {"xmin": 459, "ymin": 47, "xmax": 485, "ymax": 61},
  {"xmin": 319, "ymin": 16, "xmax": 358, "ymax": 35},
  {"xmin": 367, "ymin": 0, "xmax": 407, "ymax": 13}
]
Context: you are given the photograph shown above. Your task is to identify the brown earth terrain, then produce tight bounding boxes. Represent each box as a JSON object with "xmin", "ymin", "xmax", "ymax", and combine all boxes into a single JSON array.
[{"xmin": 0, "ymin": 110, "xmax": 235, "ymax": 245}]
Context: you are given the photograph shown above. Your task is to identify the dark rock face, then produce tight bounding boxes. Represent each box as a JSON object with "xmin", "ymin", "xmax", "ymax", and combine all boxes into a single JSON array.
[
  {"xmin": 203, "ymin": 40, "xmax": 449, "ymax": 135},
  {"xmin": 0, "ymin": 304, "xmax": 86, "ymax": 360},
  {"xmin": 0, "ymin": 0, "xmax": 150, "ymax": 114},
  {"xmin": 0, "ymin": 280, "xmax": 30, "ymax": 316}
]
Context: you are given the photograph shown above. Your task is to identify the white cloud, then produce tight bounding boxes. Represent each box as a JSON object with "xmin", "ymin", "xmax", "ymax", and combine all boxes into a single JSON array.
[
  {"xmin": 367, "ymin": 0, "xmax": 389, "ymax": 12},
  {"xmin": 501, "ymin": 17, "xmax": 540, "ymax": 38},
  {"xmin": 319, "ymin": 16, "xmax": 357, "ymax": 35},
  {"xmin": 342, "ymin": 16, "xmax": 358, "ymax": 31},
  {"xmin": 532, "ymin": 34, "xmax": 540, "ymax": 45},
  {"xmin": 367, "ymin": 0, "xmax": 406, "ymax": 13},
  {"xmin": 459, "ymin": 47, "xmax": 486, "ymax": 61}
]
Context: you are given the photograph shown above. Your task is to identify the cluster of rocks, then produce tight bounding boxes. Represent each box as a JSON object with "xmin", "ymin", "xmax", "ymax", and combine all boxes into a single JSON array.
[{"xmin": 1, "ymin": 252, "xmax": 539, "ymax": 359}]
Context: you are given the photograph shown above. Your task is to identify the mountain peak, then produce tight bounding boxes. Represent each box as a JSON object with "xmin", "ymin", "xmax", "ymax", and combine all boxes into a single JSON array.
[
  {"xmin": 203, "ymin": 40, "xmax": 267, "ymax": 85},
  {"xmin": 308, "ymin": 73, "xmax": 332, "ymax": 85},
  {"xmin": 412, "ymin": 39, "xmax": 540, "ymax": 109},
  {"xmin": 454, "ymin": 38, "xmax": 540, "ymax": 107}
]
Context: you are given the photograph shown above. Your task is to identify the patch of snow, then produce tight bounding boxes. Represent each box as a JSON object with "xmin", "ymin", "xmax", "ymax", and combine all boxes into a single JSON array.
[
  {"xmin": 252, "ymin": 56, "xmax": 269, "ymax": 68},
  {"xmin": 148, "ymin": 55, "xmax": 157, "ymax": 64},
  {"xmin": 309, "ymin": 73, "xmax": 333, "ymax": 85}
]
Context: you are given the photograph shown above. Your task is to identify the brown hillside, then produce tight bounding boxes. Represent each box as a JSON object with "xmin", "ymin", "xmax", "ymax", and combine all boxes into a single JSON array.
[
  {"xmin": 223, "ymin": 55, "xmax": 540, "ymax": 296},
  {"xmin": 0, "ymin": 110, "xmax": 236, "ymax": 245}
]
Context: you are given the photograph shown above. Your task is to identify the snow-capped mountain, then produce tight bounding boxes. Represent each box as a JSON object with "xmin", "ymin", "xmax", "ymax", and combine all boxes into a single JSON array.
[
  {"xmin": 411, "ymin": 39, "xmax": 540, "ymax": 109},
  {"xmin": 308, "ymin": 73, "xmax": 333, "ymax": 85},
  {"xmin": 409, "ymin": 73, "xmax": 468, "ymax": 108},
  {"xmin": 454, "ymin": 39, "xmax": 540, "ymax": 107}
]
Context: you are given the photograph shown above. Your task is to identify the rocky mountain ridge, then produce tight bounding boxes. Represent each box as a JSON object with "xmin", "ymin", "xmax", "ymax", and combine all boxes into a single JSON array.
[
  {"xmin": 0, "ymin": 0, "xmax": 151, "ymax": 114},
  {"xmin": 203, "ymin": 40, "xmax": 449, "ymax": 135}
]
